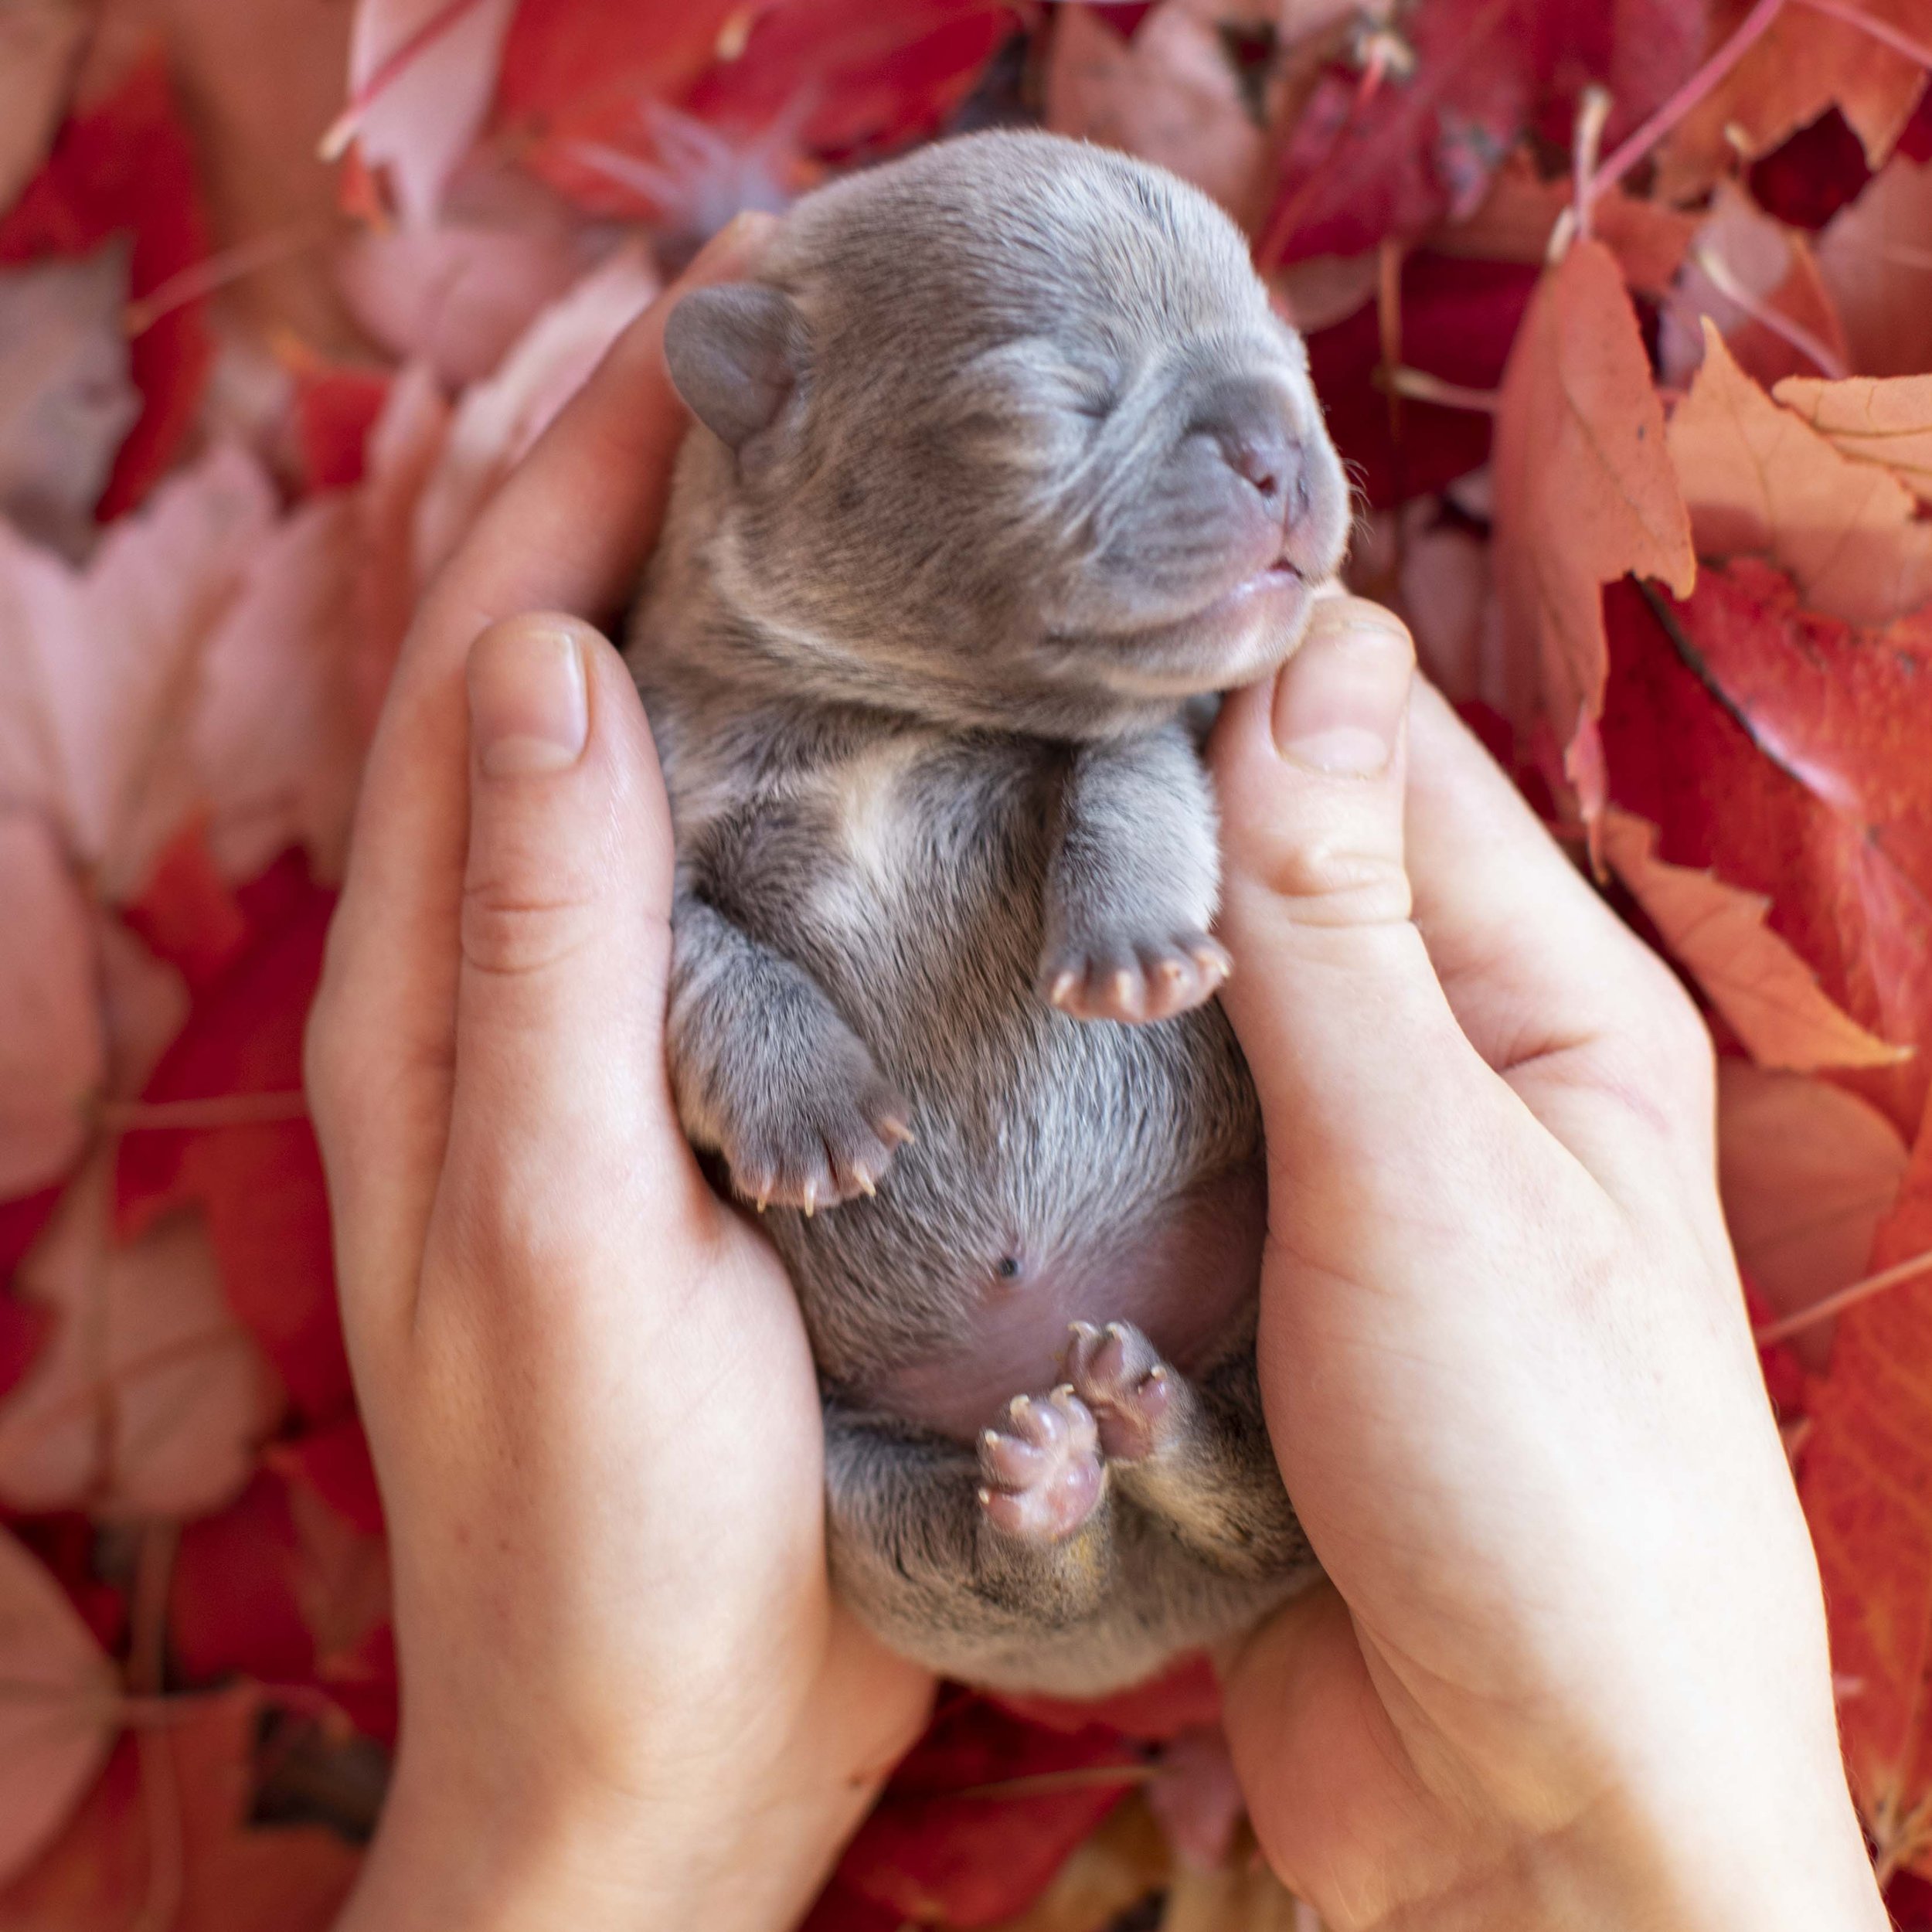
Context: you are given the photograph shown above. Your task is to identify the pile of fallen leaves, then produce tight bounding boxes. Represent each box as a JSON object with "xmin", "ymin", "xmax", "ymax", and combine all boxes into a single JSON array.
[{"xmin": 3, "ymin": 1, "xmax": 1931, "ymax": 1926}]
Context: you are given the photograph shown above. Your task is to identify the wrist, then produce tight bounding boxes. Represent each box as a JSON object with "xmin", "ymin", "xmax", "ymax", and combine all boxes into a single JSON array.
[
  {"xmin": 1489, "ymin": 1778, "xmax": 1887, "ymax": 1932},
  {"xmin": 335, "ymin": 1745, "xmax": 876, "ymax": 1932}
]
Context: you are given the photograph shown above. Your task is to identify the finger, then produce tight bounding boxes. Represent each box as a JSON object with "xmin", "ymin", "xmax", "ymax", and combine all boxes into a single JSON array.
[
  {"xmin": 1403, "ymin": 684, "xmax": 1716, "ymax": 1199},
  {"xmin": 430, "ymin": 614, "xmax": 708, "ymax": 1314},
  {"xmin": 311, "ymin": 216, "xmax": 775, "ymax": 1189},
  {"xmin": 1210, "ymin": 597, "xmax": 1515, "ymax": 1225}
]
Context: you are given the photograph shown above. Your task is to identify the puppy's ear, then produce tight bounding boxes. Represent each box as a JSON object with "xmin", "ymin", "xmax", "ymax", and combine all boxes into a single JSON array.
[{"xmin": 663, "ymin": 285, "xmax": 807, "ymax": 450}]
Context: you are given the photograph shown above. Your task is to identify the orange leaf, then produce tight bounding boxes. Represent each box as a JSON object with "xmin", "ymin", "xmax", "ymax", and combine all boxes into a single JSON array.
[
  {"xmin": 1716, "ymin": 1060, "xmax": 1910, "ymax": 1366},
  {"xmin": 1667, "ymin": 321, "xmax": 1932, "ymax": 626},
  {"xmin": 1817, "ymin": 151, "xmax": 1932, "ymax": 378},
  {"xmin": 1800, "ymin": 1102, "xmax": 1932, "ymax": 1882},
  {"xmin": 0, "ymin": 1685, "xmax": 360, "ymax": 1927},
  {"xmin": 1601, "ymin": 807, "xmax": 1911, "ymax": 1073},
  {"xmin": 1490, "ymin": 236, "xmax": 1695, "ymax": 816},
  {"xmin": 1774, "ymin": 370, "xmax": 1932, "ymax": 505},
  {"xmin": 0, "ymin": 1528, "xmax": 117, "ymax": 1890},
  {"xmin": 1659, "ymin": 0, "xmax": 1930, "ymax": 195}
]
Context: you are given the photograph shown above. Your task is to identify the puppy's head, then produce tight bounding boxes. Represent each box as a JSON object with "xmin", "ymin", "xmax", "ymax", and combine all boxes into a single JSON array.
[{"xmin": 664, "ymin": 131, "xmax": 1350, "ymax": 730}]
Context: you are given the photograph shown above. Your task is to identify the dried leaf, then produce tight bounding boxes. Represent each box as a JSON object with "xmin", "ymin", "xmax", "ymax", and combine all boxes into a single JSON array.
[
  {"xmin": 0, "ymin": 443, "xmax": 277, "ymax": 896},
  {"xmin": 0, "ymin": 815, "xmax": 101, "ymax": 1197},
  {"xmin": 0, "ymin": 243, "xmax": 141, "ymax": 560},
  {"xmin": 0, "ymin": 1526, "xmax": 117, "ymax": 1890},
  {"xmin": 983, "ymin": 1794, "xmax": 1171, "ymax": 1932},
  {"xmin": 1798, "ymin": 1104, "xmax": 1932, "ymax": 1882},
  {"xmin": 1600, "ymin": 565, "xmax": 1932, "ymax": 1136},
  {"xmin": 1262, "ymin": 0, "xmax": 1536, "ymax": 264},
  {"xmin": 0, "ymin": 0, "xmax": 87, "ymax": 216},
  {"xmin": 1603, "ymin": 806, "xmax": 1909, "ymax": 1072},
  {"xmin": 116, "ymin": 855, "xmax": 350, "ymax": 1423},
  {"xmin": 1774, "ymin": 371, "xmax": 1932, "ymax": 503},
  {"xmin": 334, "ymin": 168, "xmax": 594, "ymax": 387},
  {"xmin": 836, "ymin": 1698, "xmax": 1143, "ymax": 1928},
  {"xmin": 1716, "ymin": 1060, "xmax": 1910, "ymax": 1364},
  {"xmin": 411, "ymin": 242, "xmax": 659, "ymax": 582},
  {"xmin": 1668, "ymin": 322, "xmax": 1932, "ymax": 627},
  {"xmin": 345, "ymin": 0, "xmax": 519, "ymax": 226},
  {"xmin": 0, "ymin": 1154, "xmax": 280, "ymax": 1519},
  {"xmin": 1261, "ymin": 0, "xmax": 1706, "ymax": 266},
  {"xmin": 193, "ymin": 496, "xmax": 365, "ymax": 886},
  {"xmin": 1657, "ymin": 182, "xmax": 1849, "ymax": 389},
  {"xmin": 1659, "ymin": 0, "xmax": 1931, "ymax": 196},
  {"xmin": 1817, "ymin": 152, "xmax": 1932, "ymax": 378},
  {"xmin": 0, "ymin": 1685, "xmax": 361, "ymax": 1927},
  {"xmin": 1491, "ymin": 236, "xmax": 1695, "ymax": 816},
  {"xmin": 1440, "ymin": 151, "xmax": 1696, "ymax": 298},
  {"xmin": 1046, "ymin": 2, "xmax": 1274, "ymax": 230}
]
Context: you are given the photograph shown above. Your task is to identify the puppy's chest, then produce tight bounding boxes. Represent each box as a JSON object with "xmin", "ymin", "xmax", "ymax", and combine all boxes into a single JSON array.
[{"xmin": 692, "ymin": 732, "xmax": 1056, "ymax": 1038}]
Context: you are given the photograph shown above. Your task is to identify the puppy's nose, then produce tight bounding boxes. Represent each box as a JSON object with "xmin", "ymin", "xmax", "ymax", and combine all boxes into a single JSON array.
[
  {"xmin": 1196, "ymin": 385, "xmax": 1305, "ymax": 522},
  {"xmin": 1219, "ymin": 422, "xmax": 1300, "ymax": 519}
]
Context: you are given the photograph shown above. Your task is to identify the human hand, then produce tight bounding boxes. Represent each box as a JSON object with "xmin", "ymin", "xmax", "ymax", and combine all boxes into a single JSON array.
[
  {"xmin": 305, "ymin": 219, "xmax": 932, "ymax": 1932},
  {"xmin": 1208, "ymin": 598, "xmax": 1884, "ymax": 1930}
]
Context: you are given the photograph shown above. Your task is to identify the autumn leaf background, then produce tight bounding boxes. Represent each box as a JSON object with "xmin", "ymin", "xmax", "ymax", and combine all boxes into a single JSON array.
[{"xmin": 2, "ymin": 0, "xmax": 1932, "ymax": 1924}]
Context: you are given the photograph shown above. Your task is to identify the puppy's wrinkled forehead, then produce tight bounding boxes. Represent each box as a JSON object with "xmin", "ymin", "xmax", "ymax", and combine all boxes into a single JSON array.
[{"xmin": 769, "ymin": 133, "xmax": 1271, "ymax": 384}]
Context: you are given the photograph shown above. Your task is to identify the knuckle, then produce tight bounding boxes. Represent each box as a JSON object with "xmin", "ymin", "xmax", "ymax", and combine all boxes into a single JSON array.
[
  {"xmin": 1260, "ymin": 835, "xmax": 1413, "ymax": 929},
  {"xmin": 460, "ymin": 872, "xmax": 595, "ymax": 978}
]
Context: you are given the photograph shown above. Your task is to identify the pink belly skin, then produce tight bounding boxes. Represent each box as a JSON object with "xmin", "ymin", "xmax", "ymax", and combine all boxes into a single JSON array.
[{"xmin": 872, "ymin": 1165, "xmax": 1266, "ymax": 1440}]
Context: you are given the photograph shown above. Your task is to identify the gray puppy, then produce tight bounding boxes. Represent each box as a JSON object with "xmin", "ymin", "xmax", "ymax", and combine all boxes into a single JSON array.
[{"xmin": 628, "ymin": 131, "xmax": 1349, "ymax": 1696}]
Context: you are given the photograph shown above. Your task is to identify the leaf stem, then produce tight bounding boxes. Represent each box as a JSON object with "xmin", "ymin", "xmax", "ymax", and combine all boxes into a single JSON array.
[
  {"xmin": 1586, "ymin": 0, "xmax": 1789, "ymax": 207},
  {"xmin": 1753, "ymin": 1246, "xmax": 1932, "ymax": 1345},
  {"xmin": 1791, "ymin": 0, "xmax": 1932, "ymax": 71},
  {"xmin": 1372, "ymin": 366, "xmax": 1500, "ymax": 412},
  {"xmin": 1688, "ymin": 243, "xmax": 1850, "ymax": 379}
]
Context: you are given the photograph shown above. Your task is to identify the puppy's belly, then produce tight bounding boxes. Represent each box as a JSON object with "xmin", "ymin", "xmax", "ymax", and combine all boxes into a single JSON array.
[{"xmin": 866, "ymin": 1165, "xmax": 1264, "ymax": 1439}]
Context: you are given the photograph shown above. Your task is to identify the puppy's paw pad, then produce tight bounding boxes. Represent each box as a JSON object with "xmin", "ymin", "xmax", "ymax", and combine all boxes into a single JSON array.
[
  {"xmin": 1040, "ymin": 933, "xmax": 1230, "ymax": 1025},
  {"xmin": 723, "ymin": 1070, "xmax": 913, "ymax": 1215},
  {"xmin": 978, "ymin": 1386, "xmax": 1103, "ymax": 1541},
  {"xmin": 1063, "ymin": 1319, "xmax": 1177, "ymax": 1463}
]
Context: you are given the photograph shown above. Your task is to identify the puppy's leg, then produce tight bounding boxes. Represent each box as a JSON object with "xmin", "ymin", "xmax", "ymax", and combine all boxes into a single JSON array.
[
  {"xmin": 1038, "ymin": 720, "xmax": 1232, "ymax": 1026},
  {"xmin": 1063, "ymin": 1322, "xmax": 1309, "ymax": 1578},
  {"xmin": 667, "ymin": 894, "xmax": 912, "ymax": 1213},
  {"xmin": 825, "ymin": 1395, "xmax": 1117, "ymax": 1656}
]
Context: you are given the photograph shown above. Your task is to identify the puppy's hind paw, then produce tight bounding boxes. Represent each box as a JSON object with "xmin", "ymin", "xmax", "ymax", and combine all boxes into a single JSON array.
[
  {"xmin": 1039, "ymin": 932, "xmax": 1230, "ymax": 1025},
  {"xmin": 978, "ymin": 1386, "xmax": 1104, "ymax": 1542},
  {"xmin": 1063, "ymin": 1319, "xmax": 1178, "ymax": 1463}
]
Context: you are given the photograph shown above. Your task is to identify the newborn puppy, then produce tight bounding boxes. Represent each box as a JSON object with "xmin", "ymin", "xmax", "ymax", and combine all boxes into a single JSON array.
[{"xmin": 628, "ymin": 131, "xmax": 1350, "ymax": 1695}]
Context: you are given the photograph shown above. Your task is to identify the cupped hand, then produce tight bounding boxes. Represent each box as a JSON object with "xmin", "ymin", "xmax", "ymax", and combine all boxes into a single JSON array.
[
  {"xmin": 305, "ymin": 219, "xmax": 932, "ymax": 1932},
  {"xmin": 1209, "ymin": 598, "xmax": 1885, "ymax": 1930}
]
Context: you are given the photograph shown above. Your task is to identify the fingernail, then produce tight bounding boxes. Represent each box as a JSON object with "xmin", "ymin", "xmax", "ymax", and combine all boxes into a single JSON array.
[
  {"xmin": 468, "ymin": 620, "xmax": 589, "ymax": 777},
  {"xmin": 1272, "ymin": 598, "xmax": 1414, "ymax": 775}
]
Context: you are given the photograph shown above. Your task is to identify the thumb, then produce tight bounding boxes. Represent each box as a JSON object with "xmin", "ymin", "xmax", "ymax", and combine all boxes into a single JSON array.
[
  {"xmin": 448, "ymin": 611, "xmax": 686, "ymax": 1182},
  {"xmin": 1210, "ymin": 597, "xmax": 1481, "ymax": 1206}
]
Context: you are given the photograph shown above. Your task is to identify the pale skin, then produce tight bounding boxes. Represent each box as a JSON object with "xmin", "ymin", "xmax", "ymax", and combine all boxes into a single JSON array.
[{"xmin": 308, "ymin": 216, "xmax": 1888, "ymax": 1932}]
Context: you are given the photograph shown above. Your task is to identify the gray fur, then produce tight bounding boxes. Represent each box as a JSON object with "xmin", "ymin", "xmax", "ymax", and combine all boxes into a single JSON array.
[{"xmin": 629, "ymin": 131, "xmax": 1349, "ymax": 1694}]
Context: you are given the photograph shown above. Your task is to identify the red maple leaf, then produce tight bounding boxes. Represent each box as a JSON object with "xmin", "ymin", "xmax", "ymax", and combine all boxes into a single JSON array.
[
  {"xmin": 1600, "ymin": 565, "xmax": 1932, "ymax": 1137},
  {"xmin": 833, "ymin": 1693, "xmax": 1143, "ymax": 1927},
  {"xmin": 114, "ymin": 853, "xmax": 350, "ymax": 1423},
  {"xmin": 0, "ymin": 1686, "xmax": 361, "ymax": 1929}
]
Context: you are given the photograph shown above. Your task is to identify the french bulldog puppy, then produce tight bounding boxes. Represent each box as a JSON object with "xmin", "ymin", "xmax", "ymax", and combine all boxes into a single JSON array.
[{"xmin": 628, "ymin": 131, "xmax": 1351, "ymax": 1694}]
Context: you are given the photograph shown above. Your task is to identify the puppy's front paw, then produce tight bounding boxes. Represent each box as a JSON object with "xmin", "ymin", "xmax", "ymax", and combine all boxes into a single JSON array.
[
  {"xmin": 716, "ymin": 1038, "xmax": 913, "ymax": 1216},
  {"xmin": 978, "ymin": 1386, "xmax": 1104, "ymax": 1541},
  {"xmin": 1039, "ymin": 930, "xmax": 1230, "ymax": 1025}
]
